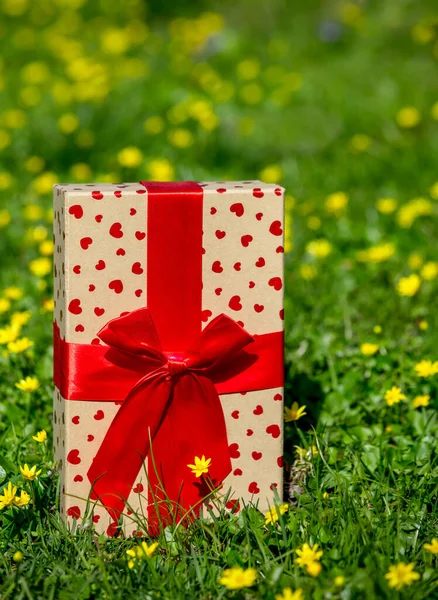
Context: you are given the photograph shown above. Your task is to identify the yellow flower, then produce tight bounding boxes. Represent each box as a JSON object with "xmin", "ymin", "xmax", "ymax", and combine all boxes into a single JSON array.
[
  {"xmin": 42, "ymin": 298, "xmax": 54, "ymax": 312},
  {"xmin": 27, "ymin": 225, "xmax": 48, "ymax": 242},
  {"xmin": 414, "ymin": 360, "xmax": 438, "ymax": 378},
  {"xmin": 0, "ymin": 209, "xmax": 11, "ymax": 227},
  {"xmin": 360, "ymin": 343, "xmax": 379, "ymax": 356},
  {"xmin": 430, "ymin": 181, "xmax": 438, "ymax": 199},
  {"xmin": 284, "ymin": 402, "xmax": 307, "ymax": 422},
  {"xmin": 237, "ymin": 58, "xmax": 260, "ymax": 80},
  {"xmin": 39, "ymin": 240, "xmax": 54, "ymax": 256},
  {"xmin": 117, "ymin": 146, "xmax": 143, "ymax": 168},
  {"xmin": 396, "ymin": 107, "xmax": 421, "ymax": 128},
  {"xmin": 15, "ymin": 376, "xmax": 40, "ymax": 392},
  {"xmin": 0, "ymin": 130, "xmax": 11, "ymax": 151},
  {"xmin": 419, "ymin": 319, "xmax": 428, "ymax": 331},
  {"xmin": 334, "ymin": 576, "xmax": 345, "ymax": 586},
  {"xmin": 373, "ymin": 325, "xmax": 382, "ymax": 334},
  {"xmin": 275, "ymin": 588, "xmax": 303, "ymax": 600},
  {"xmin": 70, "ymin": 163, "xmax": 92, "ymax": 180},
  {"xmin": 384, "ymin": 386, "xmax": 406, "ymax": 407},
  {"xmin": 397, "ymin": 198, "xmax": 433, "ymax": 228},
  {"xmin": 396, "ymin": 274, "xmax": 421, "ymax": 297},
  {"xmin": 385, "ymin": 562, "xmax": 420, "ymax": 590},
  {"xmin": 306, "ymin": 239, "xmax": 332, "ymax": 259},
  {"xmin": 408, "ymin": 253, "xmax": 423, "ymax": 270},
  {"xmin": 19, "ymin": 464, "xmax": 42, "ymax": 481},
  {"xmin": 126, "ymin": 541, "xmax": 158, "ymax": 568},
  {"xmin": 24, "ymin": 156, "xmax": 45, "ymax": 174},
  {"xmin": 385, "ymin": 425, "xmax": 393, "ymax": 433},
  {"xmin": 0, "ymin": 298, "xmax": 11, "ymax": 313},
  {"xmin": 307, "ymin": 216, "xmax": 321, "ymax": 231},
  {"xmin": 424, "ymin": 539, "xmax": 438, "ymax": 554},
  {"xmin": 32, "ymin": 430, "xmax": 47, "ymax": 443},
  {"xmin": 265, "ymin": 503, "xmax": 289, "ymax": 525},
  {"xmin": 187, "ymin": 455, "xmax": 211, "ymax": 478},
  {"xmin": 306, "ymin": 561, "xmax": 322, "ymax": 577},
  {"xmin": 58, "ymin": 113, "xmax": 80, "ymax": 134},
  {"xmin": 240, "ymin": 82, "xmax": 263, "ymax": 105},
  {"xmin": 421, "ymin": 262, "xmax": 438, "ymax": 281},
  {"xmin": 0, "ymin": 172, "xmax": 13, "ymax": 189},
  {"xmin": 168, "ymin": 128, "xmax": 194, "ymax": 149},
  {"xmin": 300, "ymin": 264, "xmax": 317, "ymax": 280},
  {"xmin": 3, "ymin": 286, "xmax": 23, "ymax": 300},
  {"xmin": 144, "ymin": 116, "xmax": 165, "ymax": 135},
  {"xmin": 147, "ymin": 158, "xmax": 174, "ymax": 181},
  {"xmin": 325, "ymin": 191, "xmax": 349, "ymax": 214},
  {"xmin": 0, "ymin": 482, "xmax": 17, "ymax": 510},
  {"xmin": 32, "ymin": 172, "xmax": 58, "ymax": 195},
  {"xmin": 23, "ymin": 204, "xmax": 43, "ymax": 221},
  {"xmin": 13, "ymin": 551, "xmax": 23, "ymax": 562},
  {"xmin": 376, "ymin": 197, "xmax": 398, "ymax": 214},
  {"xmin": 0, "ymin": 326, "xmax": 19, "ymax": 344},
  {"xmin": 350, "ymin": 134, "xmax": 371, "ymax": 153},
  {"xmin": 11, "ymin": 311, "xmax": 31, "ymax": 328},
  {"xmin": 29, "ymin": 257, "xmax": 51, "ymax": 277},
  {"xmin": 4, "ymin": 109, "xmax": 27, "ymax": 129},
  {"xmin": 13, "ymin": 490, "xmax": 30, "ymax": 507},
  {"xmin": 322, "ymin": 491, "xmax": 329, "ymax": 500},
  {"xmin": 259, "ymin": 164, "xmax": 283, "ymax": 184},
  {"xmin": 295, "ymin": 543, "xmax": 323, "ymax": 567},
  {"xmin": 413, "ymin": 395, "xmax": 430, "ymax": 409},
  {"xmin": 7, "ymin": 338, "xmax": 34, "ymax": 353},
  {"xmin": 219, "ymin": 566, "xmax": 257, "ymax": 590},
  {"xmin": 356, "ymin": 243, "xmax": 395, "ymax": 263}
]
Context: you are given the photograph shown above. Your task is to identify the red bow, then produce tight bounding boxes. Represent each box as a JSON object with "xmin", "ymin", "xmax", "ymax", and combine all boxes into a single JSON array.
[{"xmin": 87, "ymin": 306, "xmax": 255, "ymax": 524}]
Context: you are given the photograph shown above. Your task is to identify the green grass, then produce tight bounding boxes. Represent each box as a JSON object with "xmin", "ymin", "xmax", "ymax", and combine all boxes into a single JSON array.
[{"xmin": 0, "ymin": 0, "xmax": 438, "ymax": 598}]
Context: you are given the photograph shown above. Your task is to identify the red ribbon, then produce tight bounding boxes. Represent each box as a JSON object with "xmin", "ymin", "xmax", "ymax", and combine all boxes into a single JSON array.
[{"xmin": 54, "ymin": 181, "xmax": 283, "ymax": 528}]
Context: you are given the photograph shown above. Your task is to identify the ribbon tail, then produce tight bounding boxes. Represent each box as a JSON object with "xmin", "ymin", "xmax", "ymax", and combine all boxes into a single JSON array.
[
  {"xmin": 147, "ymin": 373, "xmax": 232, "ymax": 532},
  {"xmin": 87, "ymin": 368, "xmax": 171, "ymax": 523}
]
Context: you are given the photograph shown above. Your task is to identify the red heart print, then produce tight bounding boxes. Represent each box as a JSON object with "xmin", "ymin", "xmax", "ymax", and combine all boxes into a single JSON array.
[
  {"xmin": 247, "ymin": 429, "xmax": 253, "ymax": 436},
  {"xmin": 107, "ymin": 523, "xmax": 119, "ymax": 537},
  {"xmin": 275, "ymin": 187, "xmax": 282, "ymax": 196},
  {"xmin": 201, "ymin": 309, "xmax": 212, "ymax": 322},
  {"xmin": 92, "ymin": 191, "xmax": 103, "ymax": 200},
  {"xmin": 130, "ymin": 208, "xmax": 137, "ymax": 215},
  {"xmin": 268, "ymin": 277, "xmax": 282, "ymax": 291},
  {"xmin": 229, "ymin": 295, "xmax": 242, "ymax": 311},
  {"xmin": 135, "ymin": 231, "xmax": 146, "ymax": 240},
  {"xmin": 241, "ymin": 234, "xmax": 253, "ymax": 247},
  {"xmin": 210, "ymin": 207, "xmax": 217, "ymax": 214},
  {"xmin": 73, "ymin": 265, "xmax": 81, "ymax": 274},
  {"xmin": 269, "ymin": 220, "xmax": 283, "ymax": 236},
  {"xmin": 277, "ymin": 456, "xmax": 284, "ymax": 467},
  {"xmin": 252, "ymin": 451, "xmax": 262, "ymax": 460},
  {"xmin": 69, "ymin": 205, "xmax": 83, "ymax": 219},
  {"xmin": 228, "ymin": 443, "xmax": 240, "ymax": 458},
  {"xmin": 266, "ymin": 424, "xmax": 281, "ymax": 438},
  {"xmin": 253, "ymin": 405, "xmax": 263, "ymax": 415},
  {"xmin": 114, "ymin": 190, "xmax": 122, "ymax": 198},
  {"xmin": 91, "ymin": 338, "xmax": 101, "ymax": 345},
  {"xmin": 89, "ymin": 284, "xmax": 95, "ymax": 292},
  {"xmin": 94, "ymin": 307, "xmax": 105, "ymax": 317},
  {"xmin": 274, "ymin": 393, "xmax": 283, "ymax": 401},
  {"xmin": 233, "ymin": 262, "xmax": 241, "ymax": 271},
  {"xmin": 215, "ymin": 287, "xmax": 222, "ymax": 295},
  {"xmin": 66, "ymin": 506, "xmax": 81, "ymax": 518},
  {"xmin": 256, "ymin": 212, "xmax": 263, "ymax": 220},
  {"xmin": 270, "ymin": 483, "xmax": 278, "ymax": 490},
  {"xmin": 132, "ymin": 262, "xmax": 143, "ymax": 274},
  {"xmin": 95, "ymin": 260, "xmax": 106, "ymax": 270},
  {"xmin": 92, "ymin": 515, "xmax": 100, "ymax": 523},
  {"xmin": 71, "ymin": 416, "xmax": 80, "ymax": 424},
  {"xmin": 254, "ymin": 304, "xmax": 264, "ymax": 313},
  {"xmin": 94, "ymin": 410, "xmax": 104, "ymax": 420},
  {"xmin": 215, "ymin": 230, "xmax": 226, "ymax": 239},
  {"xmin": 80, "ymin": 237, "xmax": 93, "ymax": 250},
  {"xmin": 237, "ymin": 321, "xmax": 245, "ymax": 328},
  {"xmin": 109, "ymin": 222, "xmax": 123, "ymax": 238},
  {"xmin": 249, "ymin": 281, "xmax": 255, "ymax": 288},
  {"xmin": 75, "ymin": 324, "xmax": 84, "ymax": 332},
  {"xmin": 233, "ymin": 468, "xmax": 243, "ymax": 476},
  {"xmin": 133, "ymin": 483, "xmax": 144, "ymax": 493},
  {"xmin": 212, "ymin": 261, "xmax": 223, "ymax": 273},
  {"xmin": 67, "ymin": 449, "xmax": 81, "ymax": 465},
  {"xmin": 73, "ymin": 475, "xmax": 83, "ymax": 482},
  {"xmin": 225, "ymin": 499, "xmax": 240, "ymax": 513},
  {"xmin": 95, "ymin": 214, "xmax": 103, "ymax": 223},
  {"xmin": 87, "ymin": 435, "xmax": 94, "ymax": 442},
  {"xmin": 276, "ymin": 246, "xmax": 284, "ymax": 253},
  {"xmin": 280, "ymin": 309, "xmax": 284, "ymax": 320},
  {"xmin": 252, "ymin": 188, "xmax": 264, "ymax": 199},
  {"xmin": 248, "ymin": 481, "xmax": 260, "ymax": 494},
  {"xmin": 109, "ymin": 279, "xmax": 123, "ymax": 294},
  {"xmin": 136, "ymin": 189, "xmax": 146, "ymax": 194},
  {"xmin": 256, "ymin": 257, "xmax": 265, "ymax": 267},
  {"xmin": 68, "ymin": 299, "xmax": 82, "ymax": 314},
  {"xmin": 230, "ymin": 203, "xmax": 244, "ymax": 217},
  {"xmin": 231, "ymin": 410, "xmax": 239, "ymax": 419},
  {"xmin": 135, "ymin": 289, "xmax": 143, "ymax": 297},
  {"xmin": 216, "ymin": 188, "xmax": 226, "ymax": 193},
  {"xmin": 116, "ymin": 248, "xmax": 125, "ymax": 256}
]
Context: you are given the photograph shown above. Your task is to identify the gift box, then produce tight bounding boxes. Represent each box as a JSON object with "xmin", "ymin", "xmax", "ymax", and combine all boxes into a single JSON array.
[{"xmin": 53, "ymin": 180, "xmax": 284, "ymax": 535}]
